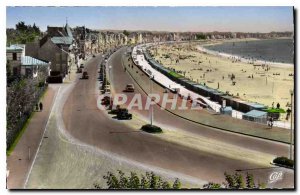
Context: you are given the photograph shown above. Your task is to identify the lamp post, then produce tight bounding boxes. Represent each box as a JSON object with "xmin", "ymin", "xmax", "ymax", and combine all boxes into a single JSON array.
[
  {"xmin": 289, "ymin": 89, "xmax": 294, "ymax": 160},
  {"xmin": 109, "ymin": 65, "xmax": 112, "ymax": 107},
  {"xmin": 150, "ymin": 75, "xmax": 154, "ymax": 126}
]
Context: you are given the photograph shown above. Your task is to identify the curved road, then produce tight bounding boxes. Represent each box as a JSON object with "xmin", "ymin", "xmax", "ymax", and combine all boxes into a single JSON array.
[{"xmin": 62, "ymin": 47, "xmax": 294, "ymax": 188}]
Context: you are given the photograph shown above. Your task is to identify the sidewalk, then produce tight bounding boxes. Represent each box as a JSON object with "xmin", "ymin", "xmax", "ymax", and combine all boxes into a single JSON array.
[{"xmin": 7, "ymin": 85, "xmax": 59, "ymax": 189}]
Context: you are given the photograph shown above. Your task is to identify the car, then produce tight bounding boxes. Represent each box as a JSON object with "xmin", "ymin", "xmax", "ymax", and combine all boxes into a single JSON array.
[
  {"xmin": 102, "ymin": 96, "xmax": 110, "ymax": 102},
  {"xmin": 110, "ymin": 105, "xmax": 122, "ymax": 114},
  {"xmin": 77, "ymin": 68, "xmax": 82, "ymax": 73},
  {"xmin": 101, "ymin": 96, "xmax": 111, "ymax": 105},
  {"xmin": 82, "ymin": 71, "xmax": 89, "ymax": 79},
  {"xmin": 93, "ymin": 54, "xmax": 96, "ymax": 58},
  {"xmin": 117, "ymin": 109, "xmax": 132, "ymax": 120},
  {"xmin": 101, "ymin": 98, "xmax": 110, "ymax": 106},
  {"xmin": 80, "ymin": 64, "xmax": 84, "ymax": 68},
  {"xmin": 105, "ymin": 88, "xmax": 111, "ymax": 94},
  {"xmin": 124, "ymin": 84, "xmax": 134, "ymax": 92}
]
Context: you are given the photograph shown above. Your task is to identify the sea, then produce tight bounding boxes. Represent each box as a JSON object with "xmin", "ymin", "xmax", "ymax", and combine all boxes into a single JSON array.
[{"xmin": 204, "ymin": 38, "xmax": 294, "ymax": 64}]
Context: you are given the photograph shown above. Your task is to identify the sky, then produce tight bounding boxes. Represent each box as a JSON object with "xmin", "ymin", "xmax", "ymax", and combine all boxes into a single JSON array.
[{"xmin": 6, "ymin": 6, "xmax": 294, "ymax": 33}]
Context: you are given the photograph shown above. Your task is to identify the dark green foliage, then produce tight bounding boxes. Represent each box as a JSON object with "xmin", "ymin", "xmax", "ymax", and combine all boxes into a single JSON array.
[
  {"xmin": 219, "ymin": 172, "xmax": 265, "ymax": 189},
  {"xmin": 123, "ymin": 30, "xmax": 130, "ymax": 36},
  {"xmin": 6, "ymin": 64, "xmax": 48, "ymax": 151},
  {"xmin": 100, "ymin": 171, "xmax": 177, "ymax": 189},
  {"xmin": 172, "ymin": 178, "xmax": 181, "ymax": 189},
  {"xmin": 196, "ymin": 33, "xmax": 206, "ymax": 40},
  {"xmin": 224, "ymin": 172, "xmax": 245, "ymax": 189},
  {"xmin": 234, "ymin": 172, "xmax": 245, "ymax": 189},
  {"xmin": 141, "ymin": 124, "xmax": 163, "ymax": 133},
  {"xmin": 224, "ymin": 172, "xmax": 236, "ymax": 188},
  {"xmin": 7, "ymin": 21, "xmax": 41, "ymax": 45},
  {"xmin": 273, "ymin": 156, "xmax": 294, "ymax": 168},
  {"xmin": 100, "ymin": 170, "xmax": 266, "ymax": 190},
  {"xmin": 204, "ymin": 172, "xmax": 265, "ymax": 189},
  {"xmin": 246, "ymin": 172, "xmax": 255, "ymax": 188},
  {"xmin": 203, "ymin": 182, "xmax": 221, "ymax": 189}
]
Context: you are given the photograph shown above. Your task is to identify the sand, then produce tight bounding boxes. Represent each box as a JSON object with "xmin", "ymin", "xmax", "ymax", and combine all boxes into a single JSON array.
[{"xmin": 149, "ymin": 41, "xmax": 294, "ymax": 117}]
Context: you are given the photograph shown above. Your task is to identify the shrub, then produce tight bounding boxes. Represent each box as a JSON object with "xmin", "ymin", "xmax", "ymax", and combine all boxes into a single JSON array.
[
  {"xmin": 100, "ymin": 171, "xmax": 178, "ymax": 189},
  {"xmin": 273, "ymin": 156, "xmax": 294, "ymax": 168},
  {"xmin": 141, "ymin": 124, "xmax": 162, "ymax": 133}
]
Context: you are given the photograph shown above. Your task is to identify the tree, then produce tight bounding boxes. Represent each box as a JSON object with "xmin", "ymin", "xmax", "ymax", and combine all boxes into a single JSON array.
[
  {"xmin": 100, "ymin": 170, "xmax": 266, "ymax": 190},
  {"xmin": 224, "ymin": 172, "xmax": 236, "ymax": 188},
  {"xmin": 204, "ymin": 172, "xmax": 266, "ymax": 189},
  {"xmin": 246, "ymin": 172, "xmax": 255, "ymax": 188},
  {"xmin": 203, "ymin": 182, "xmax": 221, "ymax": 189},
  {"xmin": 123, "ymin": 30, "xmax": 130, "ymax": 37},
  {"xmin": 103, "ymin": 171, "xmax": 120, "ymax": 189},
  {"xmin": 16, "ymin": 21, "xmax": 27, "ymax": 32},
  {"xmin": 100, "ymin": 171, "xmax": 178, "ymax": 189},
  {"xmin": 234, "ymin": 172, "xmax": 245, "ymax": 189},
  {"xmin": 172, "ymin": 178, "xmax": 181, "ymax": 189},
  {"xmin": 7, "ymin": 21, "xmax": 41, "ymax": 45},
  {"xmin": 196, "ymin": 33, "xmax": 206, "ymax": 40},
  {"xmin": 32, "ymin": 23, "xmax": 40, "ymax": 33}
]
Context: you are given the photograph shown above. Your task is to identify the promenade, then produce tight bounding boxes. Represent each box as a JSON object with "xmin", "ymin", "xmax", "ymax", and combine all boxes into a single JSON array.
[
  {"xmin": 7, "ymin": 85, "xmax": 59, "ymax": 189},
  {"xmin": 130, "ymin": 45, "xmax": 292, "ymax": 143}
]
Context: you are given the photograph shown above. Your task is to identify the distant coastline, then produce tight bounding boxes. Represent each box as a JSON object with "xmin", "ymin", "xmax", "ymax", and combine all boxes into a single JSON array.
[{"xmin": 198, "ymin": 38, "xmax": 293, "ymax": 68}]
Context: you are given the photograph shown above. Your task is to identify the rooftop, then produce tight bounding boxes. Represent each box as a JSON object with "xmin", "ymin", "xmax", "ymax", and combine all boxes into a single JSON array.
[
  {"xmin": 243, "ymin": 110, "xmax": 267, "ymax": 118},
  {"xmin": 6, "ymin": 44, "xmax": 25, "ymax": 52},
  {"xmin": 21, "ymin": 56, "xmax": 49, "ymax": 66},
  {"xmin": 51, "ymin": 36, "xmax": 73, "ymax": 45}
]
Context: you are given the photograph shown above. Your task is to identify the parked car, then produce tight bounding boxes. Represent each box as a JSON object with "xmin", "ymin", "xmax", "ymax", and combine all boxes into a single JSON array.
[
  {"xmin": 93, "ymin": 54, "xmax": 96, "ymax": 58},
  {"xmin": 124, "ymin": 84, "xmax": 134, "ymax": 92},
  {"xmin": 102, "ymin": 96, "xmax": 111, "ymax": 102},
  {"xmin": 80, "ymin": 64, "xmax": 84, "ymax": 68},
  {"xmin": 77, "ymin": 68, "xmax": 82, "ymax": 73},
  {"xmin": 101, "ymin": 96, "xmax": 112, "ymax": 105},
  {"xmin": 82, "ymin": 71, "xmax": 89, "ymax": 79},
  {"xmin": 110, "ymin": 105, "xmax": 122, "ymax": 114},
  {"xmin": 117, "ymin": 109, "xmax": 132, "ymax": 120}
]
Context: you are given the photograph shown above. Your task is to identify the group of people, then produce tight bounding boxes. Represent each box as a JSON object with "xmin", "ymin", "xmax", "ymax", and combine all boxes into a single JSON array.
[{"xmin": 35, "ymin": 102, "xmax": 43, "ymax": 112}]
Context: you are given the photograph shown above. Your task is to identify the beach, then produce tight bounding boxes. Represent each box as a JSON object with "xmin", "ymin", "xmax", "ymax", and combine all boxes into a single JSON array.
[{"xmin": 148, "ymin": 40, "xmax": 294, "ymax": 116}]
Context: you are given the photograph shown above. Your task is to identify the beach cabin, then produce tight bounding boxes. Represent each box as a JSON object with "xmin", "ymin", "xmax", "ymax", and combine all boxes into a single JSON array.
[
  {"xmin": 242, "ymin": 110, "xmax": 268, "ymax": 124},
  {"xmin": 220, "ymin": 106, "xmax": 233, "ymax": 116},
  {"xmin": 247, "ymin": 102, "xmax": 267, "ymax": 111}
]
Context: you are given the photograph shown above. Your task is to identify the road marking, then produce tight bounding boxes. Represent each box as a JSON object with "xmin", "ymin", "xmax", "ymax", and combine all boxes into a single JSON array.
[{"xmin": 23, "ymin": 86, "xmax": 61, "ymax": 189}]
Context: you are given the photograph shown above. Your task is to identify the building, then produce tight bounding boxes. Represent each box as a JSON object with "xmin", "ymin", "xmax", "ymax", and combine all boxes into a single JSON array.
[
  {"xmin": 242, "ymin": 110, "xmax": 268, "ymax": 124},
  {"xmin": 26, "ymin": 22, "xmax": 75, "ymax": 80},
  {"xmin": 6, "ymin": 44, "xmax": 50, "ymax": 78}
]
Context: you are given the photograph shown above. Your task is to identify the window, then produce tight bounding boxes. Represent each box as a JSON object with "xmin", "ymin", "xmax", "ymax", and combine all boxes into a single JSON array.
[{"xmin": 13, "ymin": 53, "xmax": 17, "ymax": 60}]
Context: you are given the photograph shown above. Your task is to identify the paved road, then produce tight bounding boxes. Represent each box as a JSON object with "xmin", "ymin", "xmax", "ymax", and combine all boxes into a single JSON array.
[{"xmin": 62, "ymin": 48, "xmax": 294, "ymax": 188}]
